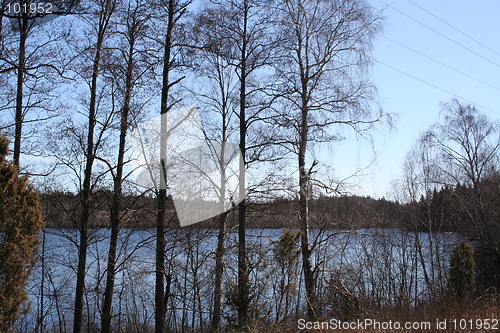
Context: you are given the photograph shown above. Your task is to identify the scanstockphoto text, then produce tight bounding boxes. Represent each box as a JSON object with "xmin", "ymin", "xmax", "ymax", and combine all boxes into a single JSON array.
[{"xmin": 297, "ymin": 318, "xmax": 500, "ymax": 331}]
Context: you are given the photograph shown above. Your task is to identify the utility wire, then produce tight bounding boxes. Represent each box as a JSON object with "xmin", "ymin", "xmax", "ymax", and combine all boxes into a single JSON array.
[
  {"xmin": 373, "ymin": 59, "xmax": 500, "ymax": 116},
  {"xmin": 375, "ymin": 0, "xmax": 500, "ymax": 71},
  {"xmin": 242, "ymin": 0, "xmax": 500, "ymax": 116},
  {"xmin": 406, "ymin": 0, "xmax": 500, "ymax": 59},
  {"xmin": 303, "ymin": 0, "xmax": 500, "ymax": 93},
  {"xmin": 382, "ymin": 37, "xmax": 500, "ymax": 93}
]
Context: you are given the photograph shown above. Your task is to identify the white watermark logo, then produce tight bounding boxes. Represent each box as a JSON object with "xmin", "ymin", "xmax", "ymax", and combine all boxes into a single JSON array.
[{"xmin": 129, "ymin": 106, "xmax": 245, "ymax": 227}]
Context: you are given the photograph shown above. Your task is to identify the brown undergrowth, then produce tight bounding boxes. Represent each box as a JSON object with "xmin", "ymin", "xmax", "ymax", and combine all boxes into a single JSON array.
[{"xmin": 231, "ymin": 295, "xmax": 500, "ymax": 333}]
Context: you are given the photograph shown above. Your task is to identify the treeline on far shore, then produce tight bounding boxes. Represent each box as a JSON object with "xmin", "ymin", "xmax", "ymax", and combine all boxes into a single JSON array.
[
  {"xmin": 42, "ymin": 190, "xmax": 405, "ymax": 230},
  {"xmin": 40, "ymin": 173, "xmax": 499, "ymax": 234}
]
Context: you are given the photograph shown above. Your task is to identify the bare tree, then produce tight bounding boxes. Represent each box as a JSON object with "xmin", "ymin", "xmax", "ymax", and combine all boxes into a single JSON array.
[
  {"xmin": 398, "ymin": 141, "xmax": 441, "ymax": 296},
  {"xmin": 203, "ymin": 1, "xmax": 278, "ymax": 326},
  {"xmin": 152, "ymin": 1, "xmax": 191, "ymax": 331},
  {"xmin": 189, "ymin": 6, "xmax": 243, "ymax": 329},
  {"xmin": 0, "ymin": 0, "xmax": 75, "ymax": 168},
  {"xmin": 423, "ymin": 99, "xmax": 499, "ymax": 285},
  {"xmin": 427, "ymin": 100, "xmax": 499, "ymax": 190},
  {"xmin": 100, "ymin": 1, "xmax": 153, "ymax": 331},
  {"xmin": 272, "ymin": 0, "xmax": 382, "ymax": 318},
  {"xmin": 70, "ymin": 1, "xmax": 117, "ymax": 331}
]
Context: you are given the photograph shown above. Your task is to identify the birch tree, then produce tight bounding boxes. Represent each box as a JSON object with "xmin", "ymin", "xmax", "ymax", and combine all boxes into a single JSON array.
[
  {"xmin": 273, "ymin": 0, "xmax": 382, "ymax": 318},
  {"xmin": 189, "ymin": 6, "xmax": 242, "ymax": 330},
  {"xmin": 423, "ymin": 99, "xmax": 499, "ymax": 287}
]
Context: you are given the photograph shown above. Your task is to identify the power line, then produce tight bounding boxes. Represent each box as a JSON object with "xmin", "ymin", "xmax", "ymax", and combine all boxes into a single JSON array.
[
  {"xmin": 242, "ymin": 0, "xmax": 500, "ymax": 116},
  {"xmin": 406, "ymin": 0, "xmax": 500, "ymax": 59},
  {"xmin": 375, "ymin": 0, "xmax": 500, "ymax": 71},
  {"xmin": 378, "ymin": 36, "xmax": 500, "ymax": 93},
  {"xmin": 303, "ymin": 0, "xmax": 500, "ymax": 93},
  {"xmin": 372, "ymin": 59, "xmax": 500, "ymax": 116}
]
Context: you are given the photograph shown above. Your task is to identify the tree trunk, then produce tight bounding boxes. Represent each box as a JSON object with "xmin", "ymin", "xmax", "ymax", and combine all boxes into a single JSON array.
[
  {"xmin": 211, "ymin": 211, "xmax": 227, "ymax": 333},
  {"xmin": 298, "ymin": 17, "xmax": 316, "ymax": 314},
  {"xmin": 156, "ymin": 2, "xmax": 175, "ymax": 331},
  {"xmin": 101, "ymin": 23, "xmax": 135, "ymax": 332},
  {"xmin": 298, "ymin": 106, "xmax": 316, "ymax": 319},
  {"xmin": 74, "ymin": 3, "xmax": 111, "ymax": 329},
  {"xmin": 237, "ymin": 2, "xmax": 249, "ymax": 328},
  {"xmin": 211, "ymin": 124, "xmax": 229, "ymax": 331},
  {"xmin": 73, "ymin": 220, "xmax": 88, "ymax": 333},
  {"xmin": 155, "ymin": 188, "xmax": 167, "ymax": 333},
  {"xmin": 13, "ymin": 14, "xmax": 28, "ymax": 168}
]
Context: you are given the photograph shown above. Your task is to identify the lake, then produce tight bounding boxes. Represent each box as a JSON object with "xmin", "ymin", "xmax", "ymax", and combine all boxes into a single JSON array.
[{"xmin": 22, "ymin": 228, "xmax": 458, "ymax": 331}]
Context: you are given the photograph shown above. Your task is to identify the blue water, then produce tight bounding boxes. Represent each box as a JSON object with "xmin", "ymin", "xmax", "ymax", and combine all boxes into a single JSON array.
[{"xmin": 22, "ymin": 228, "xmax": 458, "ymax": 331}]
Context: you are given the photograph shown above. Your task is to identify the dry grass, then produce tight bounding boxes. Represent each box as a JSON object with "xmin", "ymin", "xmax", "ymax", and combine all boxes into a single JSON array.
[{"xmin": 231, "ymin": 295, "xmax": 500, "ymax": 333}]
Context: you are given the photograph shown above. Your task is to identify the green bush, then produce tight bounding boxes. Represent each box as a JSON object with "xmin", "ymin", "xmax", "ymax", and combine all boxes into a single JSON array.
[
  {"xmin": 447, "ymin": 239, "xmax": 475, "ymax": 300},
  {"xmin": 0, "ymin": 136, "xmax": 44, "ymax": 331}
]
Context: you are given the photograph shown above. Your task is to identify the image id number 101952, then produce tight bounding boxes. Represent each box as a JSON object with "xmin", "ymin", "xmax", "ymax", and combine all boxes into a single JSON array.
[{"xmin": 6, "ymin": 2, "xmax": 53, "ymax": 15}]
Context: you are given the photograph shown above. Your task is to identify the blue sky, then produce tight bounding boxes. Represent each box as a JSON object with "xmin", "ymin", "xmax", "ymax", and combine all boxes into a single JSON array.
[
  {"xmin": 4, "ymin": 0, "xmax": 500, "ymax": 200},
  {"xmin": 345, "ymin": 0, "xmax": 500, "ymax": 198}
]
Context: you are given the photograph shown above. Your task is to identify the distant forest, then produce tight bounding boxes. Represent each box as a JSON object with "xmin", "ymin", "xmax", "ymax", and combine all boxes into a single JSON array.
[{"xmin": 42, "ymin": 172, "xmax": 499, "ymax": 234}]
